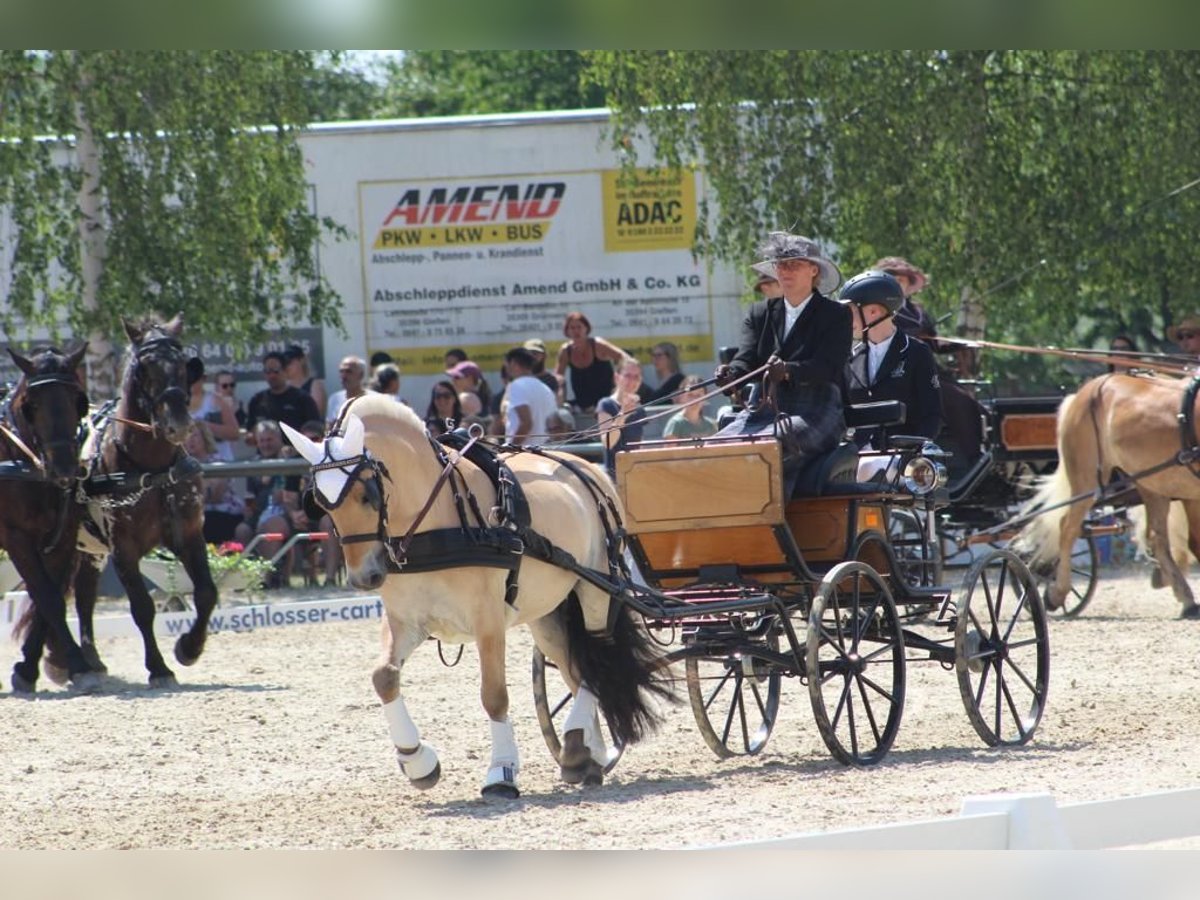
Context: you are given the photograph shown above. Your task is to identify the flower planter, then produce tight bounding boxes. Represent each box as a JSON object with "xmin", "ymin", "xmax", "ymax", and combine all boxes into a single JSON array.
[{"xmin": 139, "ymin": 557, "xmax": 262, "ymax": 596}]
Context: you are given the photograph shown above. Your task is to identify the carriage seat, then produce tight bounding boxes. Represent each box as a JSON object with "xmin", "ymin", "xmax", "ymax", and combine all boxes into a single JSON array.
[
  {"xmin": 790, "ymin": 441, "xmax": 862, "ymax": 497},
  {"xmin": 844, "ymin": 400, "xmax": 906, "ymax": 430}
]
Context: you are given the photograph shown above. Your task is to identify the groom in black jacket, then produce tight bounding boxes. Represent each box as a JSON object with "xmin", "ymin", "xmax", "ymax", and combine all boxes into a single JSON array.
[{"xmin": 714, "ymin": 232, "xmax": 852, "ymax": 488}]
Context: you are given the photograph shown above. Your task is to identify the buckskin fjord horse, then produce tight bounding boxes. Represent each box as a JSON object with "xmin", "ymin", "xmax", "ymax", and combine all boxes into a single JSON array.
[
  {"xmin": 3, "ymin": 344, "xmax": 98, "ymax": 693},
  {"xmin": 63, "ymin": 315, "xmax": 218, "ymax": 686},
  {"xmin": 1019, "ymin": 372, "xmax": 1200, "ymax": 618},
  {"xmin": 282, "ymin": 395, "xmax": 669, "ymax": 798}
]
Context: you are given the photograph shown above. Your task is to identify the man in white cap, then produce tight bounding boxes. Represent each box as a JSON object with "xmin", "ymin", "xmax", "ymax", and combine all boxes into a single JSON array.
[{"xmin": 714, "ymin": 231, "xmax": 852, "ymax": 490}]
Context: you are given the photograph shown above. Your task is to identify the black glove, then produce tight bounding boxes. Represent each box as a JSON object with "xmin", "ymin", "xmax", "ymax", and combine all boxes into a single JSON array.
[
  {"xmin": 714, "ymin": 364, "xmax": 734, "ymax": 387},
  {"xmin": 766, "ymin": 355, "xmax": 789, "ymax": 385}
]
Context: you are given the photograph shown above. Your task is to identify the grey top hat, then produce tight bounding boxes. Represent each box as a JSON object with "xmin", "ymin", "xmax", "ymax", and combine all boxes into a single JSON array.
[{"xmin": 749, "ymin": 231, "xmax": 843, "ymax": 295}]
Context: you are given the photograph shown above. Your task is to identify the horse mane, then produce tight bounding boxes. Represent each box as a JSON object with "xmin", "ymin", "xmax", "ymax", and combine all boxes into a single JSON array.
[{"xmin": 340, "ymin": 392, "xmax": 427, "ymax": 437}]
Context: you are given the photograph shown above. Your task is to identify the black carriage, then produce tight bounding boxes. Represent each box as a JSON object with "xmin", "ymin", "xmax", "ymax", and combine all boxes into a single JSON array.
[
  {"xmin": 533, "ymin": 409, "xmax": 1051, "ymax": 769},
  {"xmin": 930, "ymin": 392, "xmax": 1127, "ymax": 618}
]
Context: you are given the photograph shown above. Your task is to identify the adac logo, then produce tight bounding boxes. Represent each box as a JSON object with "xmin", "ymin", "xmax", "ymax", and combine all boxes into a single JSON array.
[{"xmin": 374, "ymin": 182, "xmax": 565, "ymax": 249}]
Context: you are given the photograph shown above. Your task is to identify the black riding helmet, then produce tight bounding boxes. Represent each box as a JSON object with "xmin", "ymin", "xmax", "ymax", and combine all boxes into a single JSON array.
[{"xmin": 839, "ymin": 270, "xmax": 904, "ymax": 313}]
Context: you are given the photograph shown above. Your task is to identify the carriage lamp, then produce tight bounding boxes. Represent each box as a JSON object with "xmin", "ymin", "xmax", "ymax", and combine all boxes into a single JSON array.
[{"xmin": 903, "ymin": 455, "xmax": 948, "ymax": 495}]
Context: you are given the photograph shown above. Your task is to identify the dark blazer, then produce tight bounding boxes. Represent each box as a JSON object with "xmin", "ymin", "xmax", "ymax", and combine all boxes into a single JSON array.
[
  {"xmin": 728, "ymin": 292, "xmax": 852, "ymax": 405},
  {"xmin": 846, "ymin": 331, "xmax": 942, "ymax": 447}
]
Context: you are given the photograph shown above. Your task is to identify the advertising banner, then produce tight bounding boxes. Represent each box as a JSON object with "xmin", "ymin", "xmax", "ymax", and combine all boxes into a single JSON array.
[{"xmin": 358, "ymin": 167, "xmax": 715, "ymax": 376}]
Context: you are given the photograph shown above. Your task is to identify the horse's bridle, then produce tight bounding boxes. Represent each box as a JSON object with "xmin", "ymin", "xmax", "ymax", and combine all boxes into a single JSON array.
[
  {"xmin": 20, "ymin": 370, "xmax": 89, "ymax": 465},
  {"xmin": 308, "ymin": 443, "xmax": 398, "ymax": 563},
  {"xmin": 127, "ymin": 335, "xmax": 187, "ymax": 427}
]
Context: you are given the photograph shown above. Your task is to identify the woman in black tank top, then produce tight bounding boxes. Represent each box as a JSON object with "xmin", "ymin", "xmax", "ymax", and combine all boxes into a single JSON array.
[{"xmin": 554, "ymin": 311, "xmax": 632, "ymax": 413}]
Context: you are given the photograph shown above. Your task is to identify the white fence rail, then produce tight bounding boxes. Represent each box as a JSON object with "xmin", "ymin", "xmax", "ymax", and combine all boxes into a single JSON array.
[{"xmin": 712, "ymin": 789, "xmax": 1200, "ymax": 850}]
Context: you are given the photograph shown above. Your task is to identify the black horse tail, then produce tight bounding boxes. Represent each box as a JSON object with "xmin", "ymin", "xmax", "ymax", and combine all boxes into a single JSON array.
[{"xmin": 562, "ymin": 590, "xmax": 675, "ymax": 747}]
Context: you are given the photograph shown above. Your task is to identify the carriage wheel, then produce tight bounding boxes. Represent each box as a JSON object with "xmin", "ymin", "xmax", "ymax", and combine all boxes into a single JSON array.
[
  {"xmin": 684, "ymin": 632, "xmax": 782, "ymax": 759},
  {"xmin": 531, "ymin": 648, "xmax": 624, "ymax": 773},
  {"xmin": 1039, "ymin": 534, "xmax": 1098, "ymax": 618},
  {"xmin": 955, "ymin": 549, "xmax": 1049, "ymax": 746},
  {"xmin": 806, "ymin": 561, "xmax": 906, "ymax": 766}
]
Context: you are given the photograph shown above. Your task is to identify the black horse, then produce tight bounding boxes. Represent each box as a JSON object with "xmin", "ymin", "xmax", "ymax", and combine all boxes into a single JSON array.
[
  {"xmin": 68, "ymin": 315, "xmax": 219, "ymax": 687},
  {"xmin": 2, "ymin": 343, "xmax": 96, "ymax": 693}
]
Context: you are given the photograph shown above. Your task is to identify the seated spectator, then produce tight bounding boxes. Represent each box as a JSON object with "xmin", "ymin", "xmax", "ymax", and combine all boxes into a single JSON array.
[
  {"xmin": 369, "ymin": 350, "xmax": 394, "ymax": 368},
  {"xmin": 369, "ymin": 363, "xmax": 406, "ymax": 404},
  {"xmin": 235, "ymin": 419, "xmax": 304, "ymax": 588},
  {"xmin": 185, "ymin": 422, "xmax": 245, "ymax": 545},
  {"xmin": 647, "ymin": 342, "xmax": 685, "ymax": 403},
  {"xmin": 597, "ymin": 358, "xmax": 647, "ymax": 478},
  {"xmin": 424, "ymin": 379, "xmax": 463, "ymax": 437},
  {"xmin": 188, "ymin": 356, "xmax": 241, "ymax": 461},
  {"xmin": 244, "ymin": 350, "xmax": 321, "ymax": 446},
  {"xmin": 523, "ymin": 338, "xmax": 563, "ymax": 401},
  {"xmin": 283, "ymin": 343, "xmax": 327, "ymax": 419},
  {"xmin": 663, "ymin": 375, "xmax": 717, "ymax": 439},
  {"xmin": 444, "ymin": 347, "xmax": 468, "ymax": 369},
  {"xmin": 503, "ymin": 346, "xmax": 558, "ymax": 446},
  {"xmin": 1108, "ymin": 334, "xmax": 1139, "ymax": 373},
  {"xmin": 446, "ymin": 359, "xmax": 492, "ymax": 413},
  {"xmin": 326, "ymin": 355, "xmax": 368, "ymax": 425}
]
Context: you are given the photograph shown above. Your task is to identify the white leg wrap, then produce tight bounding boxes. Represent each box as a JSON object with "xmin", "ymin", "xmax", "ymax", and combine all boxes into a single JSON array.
[
  {"xmin": 563, "ymin": 685, "xmax": 608, "ymax": 765},
  {"xmin": 396, "ymin": 743, "xmax": 440, "ymax": 782},
  {"xmin": 489, "ymin": 717, "xmax": 520, "ymax": 771},
  {"xmin": 563, "ymin": 684, "xmax": 599, "ymax": 734},
  {"xmin": 382, "ymin": 696, "xmax": 420, "ymax": 750}
]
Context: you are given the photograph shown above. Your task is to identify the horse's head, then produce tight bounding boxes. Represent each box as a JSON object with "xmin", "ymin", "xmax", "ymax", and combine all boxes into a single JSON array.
[
  {"xmin": 283, "ymin": 414, "xmax": 392, "ymax": 591},
  {"xmin": 9, "ymin": 342, "xmax": 90, "ymax": 487},
  {"xmin": 122, "ymin": 313, "xmax": 191, "ymax": 445}
]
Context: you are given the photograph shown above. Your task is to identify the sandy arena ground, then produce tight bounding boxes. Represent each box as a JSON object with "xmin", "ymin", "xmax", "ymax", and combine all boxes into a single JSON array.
[{"xmin": 2, "ymin": 567, "xmax": 1199, "ymax": 849}]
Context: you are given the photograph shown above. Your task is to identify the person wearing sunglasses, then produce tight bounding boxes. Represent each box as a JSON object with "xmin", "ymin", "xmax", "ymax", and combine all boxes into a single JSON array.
[
  {"xmin": 186, "ymin": 356, "xmax": 241, "ymax": 461},
  {"xmin": 423, "ymin": 379, "xmax": 464, "ymax": 437},
  {"xmin": 325, "ymin": 356, "xmax": 367, "ymax": 426},
  {"xmin": 244, "ymin": 349, "xmax": 321, "ymax": 448}
]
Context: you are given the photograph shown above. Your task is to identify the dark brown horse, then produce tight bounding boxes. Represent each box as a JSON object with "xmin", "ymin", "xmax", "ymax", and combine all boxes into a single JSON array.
[
  {"xmin": 1019, "ymin": 372, "xmax": 1200, "ymax": 618},
  {"xmin": 68, "ymin": 315, "xmax": 219, "ymax": 686},
  {"xmin": 2, "ymin": 343, "xmax": 97, "ymax": 693}
]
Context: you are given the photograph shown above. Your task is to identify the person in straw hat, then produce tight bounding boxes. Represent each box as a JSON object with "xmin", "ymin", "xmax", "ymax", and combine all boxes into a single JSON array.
[
  {"xmin": 1167, "ymin": 316, "xmax": 1200, "ymax": 359},
  {"xmin": 714, "ymin": 231, "xmax": 852, "ymax": 493}
]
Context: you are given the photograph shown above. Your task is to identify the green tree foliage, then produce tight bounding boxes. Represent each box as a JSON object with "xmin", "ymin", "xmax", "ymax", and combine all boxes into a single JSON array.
[
  {"xmin": 0, "ymin": 50, "xmax": 345, "ymax": 372},
  {"xmin": 378, "ymin": 51, "xmax": 604, "ymax": 118},
  {"xmin": 586, "ymin": 51, "xmax": 1200, "ymax": 391}
]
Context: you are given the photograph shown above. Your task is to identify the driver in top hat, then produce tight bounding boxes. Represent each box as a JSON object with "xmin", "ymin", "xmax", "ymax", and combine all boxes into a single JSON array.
[{"xmin": 714, "ymin": 232, "xmax": 852, "ymax": 486}]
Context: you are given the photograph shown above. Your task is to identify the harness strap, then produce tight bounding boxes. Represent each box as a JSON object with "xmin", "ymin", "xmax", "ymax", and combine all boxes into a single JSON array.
[
  {"xmin": 391, "ymin": 431, "xmax": 484, "ymax": 560},
  {"xmin": 82, "ymin": 452, "xmax": 201, "ymax": 497},
  {"xmin": 1177, "ymin": 373, "xmax": 1200, "ymax": 482}
]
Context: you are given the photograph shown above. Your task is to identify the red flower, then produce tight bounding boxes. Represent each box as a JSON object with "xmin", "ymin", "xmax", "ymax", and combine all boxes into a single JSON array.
[{"xmin": 218, "ymin": 541, "xmax": 244, "ymax": 556}]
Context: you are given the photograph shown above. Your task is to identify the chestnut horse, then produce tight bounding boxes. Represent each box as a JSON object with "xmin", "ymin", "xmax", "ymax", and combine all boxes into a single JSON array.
[
  {"xmin": 3, "ymin": 344, "xmax": 96, "ymax": 693},
  {"xmin": 1019, "ymin": 373, "xmax": 1200, "ymax": 618},
  {"xmin": 67, "ymin": 315, "xmax": 219, "ymax": 685},
  {"xmin": 282, "ymin": 395, "xmax": 669, "ymax": 798}
]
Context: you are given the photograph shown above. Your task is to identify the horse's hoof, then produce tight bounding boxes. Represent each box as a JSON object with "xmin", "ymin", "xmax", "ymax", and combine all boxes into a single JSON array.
[
  {"xmin": 10, "ymin": 671, "xmax": 36, "ymax": 696},
  {"xmin": 81, "ymin": 646, "xmax": 108, "ymax": 675},
  {"xmin": 1151, "ymin": 568, "xmax": 1165, "ymax": 590},
  {"xmin": 42, "ymin": 660, "xmax": 70, "ymax": 687},
  {"xmin": 148, "ymin": 674, "xmax": 179, "ymax": 689},
  {"xmin": 69, "ymin": 671, "xmax": 103, "ymax": 694},
  {"xmin": 560, "ymin": 729, "xmax": 604, "ymax": 785},
  {"xmin": 174, "ymin": 637, "xmax": 201, "ymax": 667},
  {"xmin": 409, "ymin": 762, "xmax": 441, "ymax": 791},
  {"xmin": 481, "ymin": 781, "xmax": 520, "ymax": 800},
  {"xmin": 1180, "ymin": 605, "xmax": 1200, "ymax": 620}
]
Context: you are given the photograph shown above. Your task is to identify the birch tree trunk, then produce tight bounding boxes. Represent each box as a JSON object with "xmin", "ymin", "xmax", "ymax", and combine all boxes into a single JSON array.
[{"xmin": 73, "ymin": 65, "xmax": 117, "ymax": 401}]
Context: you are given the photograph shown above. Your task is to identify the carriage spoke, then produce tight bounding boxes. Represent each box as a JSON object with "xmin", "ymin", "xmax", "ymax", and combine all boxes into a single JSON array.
[
  {"xmin": 1000, "ymin": 669, "xmax": 1033, "ymax": 741},
  {"xmin": 855, "ymin": 672, "xmax": 898, "ymax": 703},
  {"xmin": 999, "ymin": 655, "xmax": 1039, "ymax": 696},
  {"xmin": 703, "ymin": 666, "xmax": 736, "ymax": 713},
  {"xmin": 854, "ymin": 673, "xmax": 884, "ymax": 744},
  {"xmin": 719, "ymin": 673, "xmax": 742, "ymax": 747}
]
